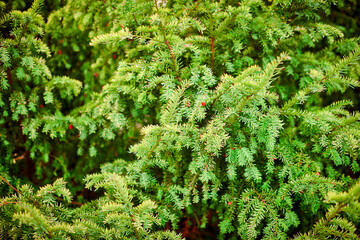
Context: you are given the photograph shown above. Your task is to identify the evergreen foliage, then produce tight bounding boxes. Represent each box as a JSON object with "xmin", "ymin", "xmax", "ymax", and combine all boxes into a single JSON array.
[
  {"xmin": 1, "ymin": 0, "xmax": 360, "ymax": 239},
  {"xmin": 0, "ymin": 175, "xmax": 182, "ymax": 239},
  {"xmin": 294, "ymin": 179, "xmax": 360, "ymax": 239},
  {"xmin": 0, "ymin": 0, "xmax": 82, "ymax": 190}
]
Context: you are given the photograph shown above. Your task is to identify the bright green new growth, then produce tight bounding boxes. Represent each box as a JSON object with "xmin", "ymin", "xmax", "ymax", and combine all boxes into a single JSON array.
[
  {"xmin": 295, "ymin": 180, "xmax": 360, "ymax": 239},
  {"xmin": 0, "ymin": 174, "xmax": 182, "ymax": 239},
  {"xmin": 1, "ymin": 0, "xmax": 360, "ymax": 239}
]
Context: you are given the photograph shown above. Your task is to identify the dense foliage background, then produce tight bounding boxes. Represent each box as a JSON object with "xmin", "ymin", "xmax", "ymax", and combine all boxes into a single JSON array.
[{"xmin": 1, "ymin": 0, "xmax": 360, "ymax": 239}]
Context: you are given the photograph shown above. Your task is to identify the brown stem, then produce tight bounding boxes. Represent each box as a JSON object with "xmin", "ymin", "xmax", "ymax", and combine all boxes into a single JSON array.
[
  {"xmin": 226, "ymin": 94, "xmax": 254, "ymax": 125},
  {"xmin": 154, "ymin": 0, "xmax": 181, "ymax": 81},
  {"xmin": 131, "ymin": 217, "xmax": 141, "ymax": 239},
  {"xmin": 275, "ymin": 38, "xmax": 281, "ymax": 52},
  {"xmin": 252, "ymin": 183, "xmax": 280, "ymax": 236},
  {"xmin": 186, "ymin": 2, "xmax": 199, "ymax": 16},
  {"xmin": 164, "ymin": 40, "xmax": 180, "ymax": 81},
  {"xmin": 154, "ymin": 0, "xmax": 159, "ymax": 11},
  {"xmin": 47, "ymin": 231, "xmax": 53, "ymax": 239},
  {"xmin": 0, "ymin": 176, "xmax": 22, "ymax": 196},
  {"xmin": 7, "ymin": 68, "xmax": 13, "ymax": 85},
  {"xmin": 146, "ymin": 133, "xmax": 162, "ymax": 158},
  {"xmin": 0, "ymin": 200, "xmax": 20, "ymax": 207},
  {"xmin": 17, "ymin": 22, "xmax": 28, "ymax": 47},
  {"xmin": 132, "ymin": 13, "xmax": 139, "ymax": 25},
  {"xmin": 311, "ymin": 203, "xmax": 346, "ymax": 238},
  {"xmin": 210, "ymin": 82, "xmax": 234, "ymax": 108},
  {"xmin": 54, "ymin": 196, "xmax": 83, "ymax": 206},
  {"xmin": 188, "ymin": 173, "xmax": 199, "ymax": 190},
  {"xmin": 187, "ymin": 149, "xmax": 212, "ymax": 192},
  {"xmin": 328, "ymin": 115, "xmax": 359, "ymax": 135},
  {"xmin": 0, "ymin": 175, "xmax": 41, "ymax": 207},
  {"xmin": 141, "ymin": 132, "xmax": 163, "ymax": 171},
  {"xmin": 322, "ymin": 203, "xmax": 345, "ymax": 226}
]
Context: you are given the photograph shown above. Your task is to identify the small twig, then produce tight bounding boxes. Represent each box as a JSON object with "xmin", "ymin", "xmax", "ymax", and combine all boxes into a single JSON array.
[
  {"xmin": 226, "ymin": 94, "xmax": 254, "ymax": 125},
  {"xmin": 210, "ymin": 82, "xmax": 234, "ymax": 108},
  {"xmin": 164, "ymin": 40, "xmax": 181, "ymax": 81},
  {"xmin": 0, "ymin": 176, "xmax": 22, "ymax": 196},
  {"xmin": 141, "ymin": 132, "xmax": 163, "ymax": 171},
  {"xmin": 12, "ymin": 154, "xmax": 25, "ymax": 162},
  {"xmin": 186, "ymin": 2, "xmax": 199, "ymax": 16},
  {"xmin": 17, "ymin": 22, "xmax": 28, "ymax": 47},
  {"xmin": 154, "ymin": 0, "xmax": 181, "ymax": 81},
  {"xmin": 146, "ymin": 132, "xmax": 162, "ymax": 158},
  {"xmin": 0, "ymin": 175, "xmax": 41, "ymax": 206},
  {"xmin": 7, "ymin": 68, "xmax": 13, "ymax": 85},
  {"xmin": 54, "ymin": 196, "xmax": 83, "ymax": 206},
  {"xmin": 311, "ymin": 203, "xmax": 345, "ymax": 238},
  {"xmin": 193, "ymin": 213, "xmax": 201, "ymax": 227},
  {"xmin": 328, "ymin": 114, "xmax": 359, "ymax": 135},
  {"xmin": 252, "ymin": 182, "xmax": 279, "ymax": 236},
  {"xmin": 132, "ymin": 13, "xmax": 139, "ymax": 25},
  {"xmin": 0, "ymin": 200, "xmax": 20, "ymax": 207},
  {"xmin": 154, "ymin": 0, "xmax": 159, "ymax": 11},
  {"xmin": 188, "ymin": 173, "xmax": 199, "ymax": 190}
]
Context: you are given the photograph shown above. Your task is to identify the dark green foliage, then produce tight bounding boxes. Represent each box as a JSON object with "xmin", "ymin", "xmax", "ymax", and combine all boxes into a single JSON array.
[
  {"xmin": 1, "ymin": 0, "xmax": 360, "ymax": 239},
  {"xmin": 0, "ymin": 0, "xmax": 82, "ymax": 189}
]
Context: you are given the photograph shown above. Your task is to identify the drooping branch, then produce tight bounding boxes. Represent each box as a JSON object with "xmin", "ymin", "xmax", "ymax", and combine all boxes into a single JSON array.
[{"xmin": 0, "ymin": 176, "xmax": 22, "ymax": 196}]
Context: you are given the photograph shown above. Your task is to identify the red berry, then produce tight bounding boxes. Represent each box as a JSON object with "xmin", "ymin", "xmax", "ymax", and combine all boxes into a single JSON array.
[
  {"xmin": 272, "ymin": 158, "xmax": 275, "ymax": 162},
  {"xmin": 299, "ymin": 162, "xmax": 302, "ymax": 165},
  {"xmin": 316, "ymin": 172, "xmax": 320, "ymax": 176},
  {"xmin": 94, "ymin": 73, "xmax": 99, "ymax": 78},
  {"xmin": 60, "ymin": 39, "xmax": 63, "ymax": 44},
  {"xmin": 121, "ymin": 24, "xmax": 124, "ymax": 28},
  {"xmin": 228, "ymin": 201, "xmax": 232, "ymax": 206},
  {"xmin": 84, "ymin": 94, "xmax": 87, "ymax": 97},
  {"xmin": 39, "ymin": 104, "xmax": 44, "ymax": 109},
  {"xmin": 224, "ymin": 154, "xmax": 226, "ymax": 157},
  {"xmin": 148, "ymin": 25, "xmax": 151, "ymax": 29},
  {"xmin": 202, "ymin": 102, "xmax": 206, "ymax": 106},
  {"xmin": 300, "ymin": 190, "xmax": 304, "ymax": 194},
  {"xmin": 113, "ymin": 54, "xmax": 116, "ymax": 59},
  {"xmin": 101, "ymin": 85, "xmax": 104, "ymax": 89},
  {"xmin": 246, "ymin": 198, "xmax": 249, "ymax": 201},
  {"xmin": 231, "ymin": 147, "xmax": 235, "ymax": 150},
  {"xmin": 68, "ymin": 124, "xmax": 73, "ymax": 130},
  {"xmin": 58, "ymin": 49, "xmax": 62, "ymax": 55},
  {"xmin": 106, "ymin": 22, "xmax": 109, "ymax": 27},
  {"xmin": 237, "ymin": 2, "xmax": 240, "ymax": 5},
  {"xmin": 186, "ymin": 102, "xmax": 190, "ymax": 107}
]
